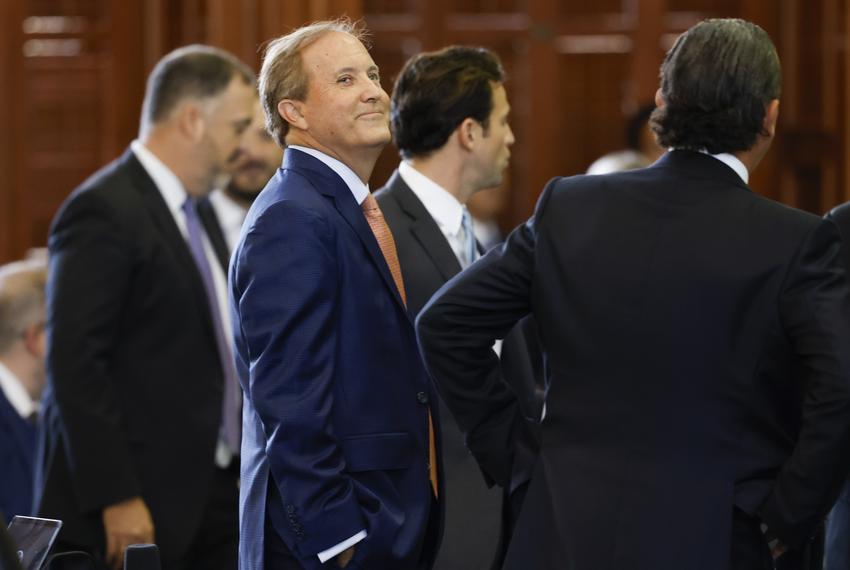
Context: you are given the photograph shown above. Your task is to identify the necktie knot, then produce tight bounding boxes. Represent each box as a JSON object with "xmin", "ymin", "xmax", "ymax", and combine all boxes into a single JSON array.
[
  {"xmin": 181, "ymin": 197, "xmax": 196, "ymax": 214},
  {"xmin": 361, "ymin": 193, "xmax": 380, "ymax": 213}
]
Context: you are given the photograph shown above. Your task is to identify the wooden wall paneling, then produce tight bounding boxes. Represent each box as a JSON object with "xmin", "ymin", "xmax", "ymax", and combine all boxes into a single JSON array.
[
  {"xmin": 177, "ymin": 0, "xmax": 207, "ymax": 46},
  {"xmin": 629, "ymin": 0, "xmax": 666, "ymax": 109},
  {"xmin": 206, "ymin": 0, "xmax": 250, "ymax": 59},
  {"xmin": 105, "ymin": 1, "xmax": 146, "ymax": 161},
  {"xmin": 143, "ymin": 0, "xmax": 167, "ymax": 74},
  {"xmin": 0, "ymin": 0, "xmax": 24, "ymax": 263},
  {"xmin": 13, "ymin": 0, "xmax": 116, "ymax": 256},
  {"xmin": 818, "ymin": 0, "xmax": 842, "ymax": 211},
  {"xmin": 520, "ymin": 0, "xmax": 560, "ymax": 226},
  {"xmin": 834, "ymin": 0, "xmax": 850, "ymax": 203},
  {"xmin": 328, "ymin": 0, "xmax": 363, "ymax": 21}
]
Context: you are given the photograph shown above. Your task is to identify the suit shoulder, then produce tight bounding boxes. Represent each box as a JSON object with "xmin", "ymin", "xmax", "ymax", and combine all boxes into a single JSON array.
[
  {"xmin": 243, "ymin": 171, "xmax": 333, "ymax": 237},
  {"xmin": 746, "ymin": 192, "xmax": 821, "ymax": 236},
  {"xmin": 827, "ymin": 201, "xmax": 850, "ymax": 228},
  {"xmin": 51, "ymin": 156, "xmax": 140, "ymax": 233}
]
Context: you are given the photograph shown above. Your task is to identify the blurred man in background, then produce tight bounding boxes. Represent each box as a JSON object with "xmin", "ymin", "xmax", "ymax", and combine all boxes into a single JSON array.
[
  {"xmin": 38, "ymin": 45, "xmax": 255, "ymax": 570},
  {"xmin": 0, "ymin": 258, "xmax": 47, "ymax": 520}
]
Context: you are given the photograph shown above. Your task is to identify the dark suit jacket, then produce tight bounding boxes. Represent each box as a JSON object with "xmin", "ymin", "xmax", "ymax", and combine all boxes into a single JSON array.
[
  {"xmin": 417, "ymin": 150, "xmax": 850, "ymax": 570},
  {"xmin": 230, "ymin": 149, "xmax": 441, "ymax": 570},
  {"xmin": 375, "ymin": 170, "xmax": 543, "ymax": 569},
  {"xmin": 37, "ymin": 148, "xmax": 227, "ymax": 565},
  {"xmin": 0, "ymin": 384, "xmax": 36, "ymax": 518}
]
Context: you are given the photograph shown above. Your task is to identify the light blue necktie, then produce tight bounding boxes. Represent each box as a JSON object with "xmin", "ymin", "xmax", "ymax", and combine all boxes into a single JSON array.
[
  {"xmin": 182, "ymin": 198, "xmax": 241, "ymax": 454},
  {"xmin": 461, "ymin": 207, "xmax": 477, "ymax": 268}
]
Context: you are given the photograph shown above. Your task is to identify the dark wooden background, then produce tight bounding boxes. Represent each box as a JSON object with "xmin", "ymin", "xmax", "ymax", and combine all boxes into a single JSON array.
[{"xmin": 1, "ymin": 0, "xmax": 848, "ymax": 263}]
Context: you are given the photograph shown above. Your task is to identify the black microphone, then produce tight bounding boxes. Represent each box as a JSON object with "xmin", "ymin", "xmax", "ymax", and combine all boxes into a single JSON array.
[{"xmin": 123, "ymin": 544, "xmax": 160, "ymax": 570}]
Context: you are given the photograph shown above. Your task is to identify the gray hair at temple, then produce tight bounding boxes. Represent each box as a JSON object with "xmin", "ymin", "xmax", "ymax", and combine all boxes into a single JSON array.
[
  {"xmin": 0, "ymin": 259, "xmax": 47, "ymax": 354},
  {"xmin": 650, "ymin": 18, "xmax": 781, "ymax": 154},
  {"xmin": 259, "ymin": 18, "xmax": 369, "ymax": 148}
]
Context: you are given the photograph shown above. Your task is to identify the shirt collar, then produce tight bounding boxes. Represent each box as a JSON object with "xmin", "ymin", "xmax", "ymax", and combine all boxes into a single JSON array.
[
  {"xmin": 131, "ymin": 140, "xmax": 189, "ymax": 214},
  {"xmin": 288, "ymin": 146, "xmax": 370, "ymax": 205},
  {"xmin": 0, "ymin": 360, "xmax": 36, "ymax": 419},
  {"xmin": 398, "ymin": 161, "xmax": 465, "ymax": 236},
  {"xmin": 699, "ymin": 150, "xmax": 749, "ymax": 184}
]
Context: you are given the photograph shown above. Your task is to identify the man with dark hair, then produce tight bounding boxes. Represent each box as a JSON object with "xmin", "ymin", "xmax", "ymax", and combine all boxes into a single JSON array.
[
  {"xmin": 38, "ymin": 45, "xmax": 255, "ymax": 569},
  {"xmin": 375, "ymin": 45, "xmax": 541, "ymax": 570},
  {"xmin": 232, "ymin": 19, "xmax": 440, "ymax": 570},
  {"xmin": 0, "ymin": 259, "xmax": 47, "ymax": 520},
  {"xmin": 200, "ymin": 100, "xmax": 284, "ymax": 273},
  {"xmin": 417, "ymin": 18, "xmax": 850, "ymax": 570}
]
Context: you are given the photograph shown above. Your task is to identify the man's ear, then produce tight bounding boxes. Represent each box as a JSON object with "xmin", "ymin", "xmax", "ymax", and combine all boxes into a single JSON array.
[
  {"xmin": 654, "ymin": 88, "xmax": 665, "ymax": 109},
  {"xmin": 22, "ymin": 322, "xmax": 45, "ymax": 359},
  {"xmin": 174, "ymin": 102, "xmax": 206, "ymax": 142},
  {"xmin": 455, "ymin": 118, "xmax": 477, "ymax": 152},
  {"xmin": 763, "ymin": 99, "xmax": 780, "ymax": 138},
  {"xmin": 279, "ymin": 99, "xmax": 307, "ymax": 131}
]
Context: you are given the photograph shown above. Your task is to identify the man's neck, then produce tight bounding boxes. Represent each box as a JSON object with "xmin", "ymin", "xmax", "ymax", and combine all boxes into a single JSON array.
[
  {"xmin": 286, "ymin": 134, "xmax": 381, "ymax": 185},
  {"xmin": 407, "ymin": 152, "xmax": 466, "ymax": 204},
  {"xmin": 139, "ymin": 131, "xmax": 203, "ymax": 197}
]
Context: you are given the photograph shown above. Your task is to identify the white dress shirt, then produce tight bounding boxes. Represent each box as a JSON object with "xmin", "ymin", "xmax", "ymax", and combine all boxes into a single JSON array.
[
  {"xmin": 131, "ymin": 140, "xmax": 237, "ymax": 466},
  {"xmin": 209, "ymin": 189, "xmax": 249, "ymax": 253},
  {"xmin": 285, "ymin": 146, "xmax": 369, "ymax": 563},
  {"xmin": 398, "ymin": 161, "xmax": 477, "ymax": 266},
  {"xmin": 0, "ymin": 360, "xmax": 36, "ymax": 419}
]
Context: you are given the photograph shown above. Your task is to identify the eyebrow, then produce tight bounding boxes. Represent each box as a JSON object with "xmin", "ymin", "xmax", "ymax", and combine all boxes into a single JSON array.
[{"xmin": 334, "ymin": 65, "xmax": 380, "ymax": 75}]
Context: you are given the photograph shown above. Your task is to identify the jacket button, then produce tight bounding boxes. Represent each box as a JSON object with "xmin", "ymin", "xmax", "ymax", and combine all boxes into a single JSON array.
[{"xmin": 417, "ymin": 391, "xmax": 428, "ymax": 404}]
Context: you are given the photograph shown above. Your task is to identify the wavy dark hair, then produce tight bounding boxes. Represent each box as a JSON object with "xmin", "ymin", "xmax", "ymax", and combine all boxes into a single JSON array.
[
  {"xmin": 650, "ymin": 19, "xmax": 781, "ymax": 154},
  {"xmin": 391, "ymin": 46, "xmax": 504, "ymax": 159}
]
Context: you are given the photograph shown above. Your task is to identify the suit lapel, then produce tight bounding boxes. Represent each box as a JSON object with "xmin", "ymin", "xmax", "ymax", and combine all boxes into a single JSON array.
[
  {"xmin": 285, "ymin": 150, "xmax": 408, "ymax": 313},
  {"xmin": 121, "ymin": 150, "xmax": 218, "ymax": 339},
  {"xmin": 387, "ymin": 170, "xmax": 463, "ymax": 282},
  {"xmin": 197, "ymin": 197, "xmax": 231, "ymax": 274}
]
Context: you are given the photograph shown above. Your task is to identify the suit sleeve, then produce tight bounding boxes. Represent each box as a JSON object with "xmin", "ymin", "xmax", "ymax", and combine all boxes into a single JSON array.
[
  {"xmin": 760, "ymin": 216, "xmax": 850, "ymax": 548},
  {"xmin": 232, "ymin": 200, "xmax": 365, "ymax": 557},
  {"xmin": 416, "ymin": 178, "xmax": 558, "ymax": 488},
  {"xmin": 47, "ymin": 191, "xmax": 141, "ymax": 512}
]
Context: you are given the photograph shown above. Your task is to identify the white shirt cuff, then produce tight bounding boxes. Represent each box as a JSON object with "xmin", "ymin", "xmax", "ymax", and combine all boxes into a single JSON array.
[{"xmin": 317, "ymin": 530, "xmax": 367, "ymax": 563}]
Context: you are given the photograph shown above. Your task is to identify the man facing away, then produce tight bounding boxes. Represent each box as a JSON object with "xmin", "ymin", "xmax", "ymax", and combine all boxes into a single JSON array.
[
  {"xmin": 417, "ymin": 18, "xmax": 850, "ymax": 570},
  {"xmin": 38, "ymin": 45, "xmax": 255, "ymax": 570},
  {"xmin": 375, "ymin": 45, "xmax": 542, "ymax": 569},
  {"xmin": 230, "ymin": 19, "xmax": 441, "ymax": 570},
  {"xmin": 0, "ymin": 258, "xmax": 47, "ymax": 520}
]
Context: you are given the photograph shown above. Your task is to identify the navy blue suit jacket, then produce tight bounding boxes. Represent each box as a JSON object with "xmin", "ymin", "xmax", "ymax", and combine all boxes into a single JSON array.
[
  {"xmin": 230, "ymin": 149, "xmax": 440, "ymax": 569},
  {"xmin": 0, "ymin": 385, "xmax": 36, "ymax": 519}
]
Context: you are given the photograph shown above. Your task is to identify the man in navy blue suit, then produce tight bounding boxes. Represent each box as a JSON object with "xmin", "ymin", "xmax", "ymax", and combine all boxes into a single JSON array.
[
  {"xmin": 230, "ymin": 19, "xmax": 441, "ymax": 570},
  {"xmin": 0, "ymin": 258, "xmax": 47, "ymax": 519}
]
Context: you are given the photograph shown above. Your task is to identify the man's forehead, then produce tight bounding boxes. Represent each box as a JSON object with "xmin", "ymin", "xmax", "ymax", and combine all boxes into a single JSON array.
[{"xmin": 302, "ymin": 31, "xmax": 374, "ymax": 72}]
